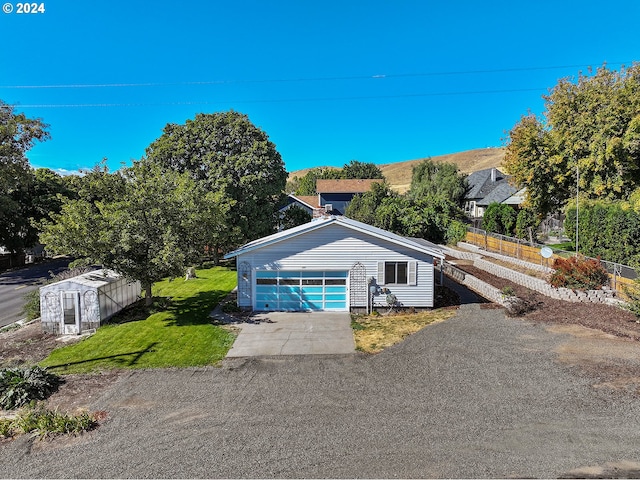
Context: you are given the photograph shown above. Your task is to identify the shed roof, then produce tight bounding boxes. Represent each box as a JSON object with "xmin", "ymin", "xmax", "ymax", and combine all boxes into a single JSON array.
[
  {"xmin": 224, "ymin": 216, "xmax": 445, "ymax": 260},
  {"xmin": 316, "ymin": 179, "xmax": 382, "ymax": 194},
  {"xmin": 43, "ymin": 269, "xmax": 124, "ymax": 290}
]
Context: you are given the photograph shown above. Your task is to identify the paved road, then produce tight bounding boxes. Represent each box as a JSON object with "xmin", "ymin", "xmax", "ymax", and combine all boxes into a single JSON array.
[
  {"xmin": 0, "ymin": 257, "xmax": 72, "ymax": 327},
  {"xmin": 2, "ymin": 302, "xmax": 640, "ymax": 478}
]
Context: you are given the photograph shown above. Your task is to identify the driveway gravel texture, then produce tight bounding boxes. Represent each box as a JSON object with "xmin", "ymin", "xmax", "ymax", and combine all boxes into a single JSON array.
[{"xmin": 3, "ymin": 304, "xmax": 640, "ymax": 478}]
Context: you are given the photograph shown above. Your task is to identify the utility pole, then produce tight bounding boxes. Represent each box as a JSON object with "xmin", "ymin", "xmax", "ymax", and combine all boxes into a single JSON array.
[{"xmin": 576, "ymin": 162, "xmax": 579, "ymax": 256}]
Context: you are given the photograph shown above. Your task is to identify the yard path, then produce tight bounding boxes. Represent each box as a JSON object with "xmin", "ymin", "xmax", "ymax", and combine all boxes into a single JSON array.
[{"xmin": 3, "ymin": 302, "xmax": 640, "ymax": 478}]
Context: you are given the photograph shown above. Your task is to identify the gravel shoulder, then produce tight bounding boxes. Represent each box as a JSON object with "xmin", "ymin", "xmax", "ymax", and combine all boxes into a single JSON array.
[{"xmin": 3, "ymin": 305, "xmax": 640, "ymax": 478}]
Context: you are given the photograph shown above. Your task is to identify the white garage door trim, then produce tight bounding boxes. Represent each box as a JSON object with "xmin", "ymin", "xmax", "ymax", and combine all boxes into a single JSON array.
[{"xmin": 254, "ymin": 270, "xmax": 348, "ymax": 311}]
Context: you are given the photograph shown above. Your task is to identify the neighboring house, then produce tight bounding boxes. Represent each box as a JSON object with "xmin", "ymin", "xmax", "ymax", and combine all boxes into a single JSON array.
[
  {"xmin": 40, "ymin": 269, "xmax": 141, "ymax": 335},
  {"xmin": 315, "ymin": 179, "xmax": 383, "ymax": 215},
  {"xmin": 464, "ymin": 168, "xmax": 520, "ymax": 218},
  {"xmin": 279, "ymin": 194, "xmax": 319, "ymax": 217},
  {"xmin": 224, "ymin": 216, "xmax": 445, "ymax": 312}
]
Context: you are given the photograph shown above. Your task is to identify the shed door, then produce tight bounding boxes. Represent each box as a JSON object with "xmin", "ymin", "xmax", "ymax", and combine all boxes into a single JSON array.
[
  {"xmin": 61, "ymin": 291, "xmax": 80, "ymax": 335},
  {"xmin": 255, "ymin": 271, "xmax": 348, "ymax": 311}
]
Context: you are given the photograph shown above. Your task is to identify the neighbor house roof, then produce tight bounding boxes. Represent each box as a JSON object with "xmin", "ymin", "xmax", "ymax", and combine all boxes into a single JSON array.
[
  {"xmin": 295, "ymin": 195, "xmax": 320, "ymax": 208},
  {"xmin": 502, "ymin": 188, "xmax": 527, "ymax": 205},
  {"xmin": 316, "ymin": 179, "xmax": 382, "ymax": 194},
  {"xmin": 476, "ymin": 182, "xmax": 519, "ymax": 206},
  {"xmin": 224, "ymin": 216, "xmax": 445, "ymax": 260},
  {"xmin": 281, "ymin": 194, "xmax": 319, "ymax": 210},
  {"xmin": 466, "ymin": 168, "xmax": 510, "ymax": 200}
]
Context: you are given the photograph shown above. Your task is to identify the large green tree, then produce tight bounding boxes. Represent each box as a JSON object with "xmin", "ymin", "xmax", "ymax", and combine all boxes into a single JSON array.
[
  {"xmin": 0, "ymin": 101, "xmax": 50, "ymax": 192},
  {"xmin": 40, "ymin": 162, "xmax": 229, "ymax": 304},
  {"xmin": 144, "ymin": 111, "xmax": 287, "ymax": 248},
  {"xmin": 407, "ymin": 158, "xmax": 469, "ymax": 206},
  {"xmin": 292, "ymin": 161, "xmax": 383, "ymax": 195},
  {"xmin": 345, "ymin": 181, "xmax": 465, "ymax": 244},
  {"xmin": 342, "ymin": 160, "xmax": 384, "ymax": 180},
  {"xmin": 504, "ymin": 64, "xmax": 640, "ymax": 216},
  {"xmin": 294, "ymin": 167, "xmax": 343, "ymax": 195},
  {"xmin": 0, "ymin": 101, "xmax": 50, "ymax": 254}
]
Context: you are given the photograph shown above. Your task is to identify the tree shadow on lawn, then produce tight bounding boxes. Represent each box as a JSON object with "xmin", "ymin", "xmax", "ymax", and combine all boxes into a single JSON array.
[
  {"xmin": 162, "ymin": 289, "xmax": 231, "ymax": 327},
  {"xmin": 45, "ymin": 342, "xmax": 160, "ymax": 372},
  {"xmin": 107, "ymin": 297, "xmax": 173, "ymax": 325}
]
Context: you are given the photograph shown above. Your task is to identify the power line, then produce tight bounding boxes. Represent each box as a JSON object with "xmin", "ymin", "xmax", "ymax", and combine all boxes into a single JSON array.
[
  {"xmin": 0, "ymin": 62, "xmax": 628, "ymax": 89},
  {"xmin": 13, "ymin": 87, "xmax": 548, "ymax": 108}
]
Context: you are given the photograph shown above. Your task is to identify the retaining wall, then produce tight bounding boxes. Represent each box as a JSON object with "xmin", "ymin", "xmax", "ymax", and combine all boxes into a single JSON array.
[{"xmin": 443, "ymin": 244, "xmax": 622, "ymax": 306}]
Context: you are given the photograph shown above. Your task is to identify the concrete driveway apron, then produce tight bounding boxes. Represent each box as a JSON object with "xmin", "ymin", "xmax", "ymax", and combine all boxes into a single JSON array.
[{"xmin": 226, "ymin": 312, "xmax": 355, "ymax": 357}]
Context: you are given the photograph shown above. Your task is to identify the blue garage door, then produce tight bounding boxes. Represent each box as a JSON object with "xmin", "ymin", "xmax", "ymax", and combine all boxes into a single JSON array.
[{"xmin": 255, "ymin": 271, "xmax": 348, "ymax": 311}]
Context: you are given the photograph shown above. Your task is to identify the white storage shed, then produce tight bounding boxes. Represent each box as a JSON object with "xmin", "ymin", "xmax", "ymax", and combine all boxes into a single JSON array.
[{"xmin": 40, "ymin": 269, "xmax": 141, "ymax": 335}]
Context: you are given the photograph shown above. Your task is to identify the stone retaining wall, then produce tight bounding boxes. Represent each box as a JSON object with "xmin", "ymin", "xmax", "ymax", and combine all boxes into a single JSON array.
[
  {"xmin": 442, "ymin": 244, "xmax": 621, "ymax": 306},
  {"xmin": 457, "ymin": 242, "xmax": 553, "ymax": 273}
]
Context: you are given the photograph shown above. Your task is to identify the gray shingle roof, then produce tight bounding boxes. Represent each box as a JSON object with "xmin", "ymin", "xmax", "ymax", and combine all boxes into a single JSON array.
[
  {"xmin": 466, "ymin": 168, "xmax": 518, "ymax": 206},
  {"xmin": 476, "ymin": 182, "xmax": 519, "ymax": 206}
]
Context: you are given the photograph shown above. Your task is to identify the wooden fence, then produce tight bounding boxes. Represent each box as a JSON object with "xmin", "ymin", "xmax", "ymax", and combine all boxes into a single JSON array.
[{"xmin": 464, "ymin": 229, "xmax": 636, "ymax": 296}]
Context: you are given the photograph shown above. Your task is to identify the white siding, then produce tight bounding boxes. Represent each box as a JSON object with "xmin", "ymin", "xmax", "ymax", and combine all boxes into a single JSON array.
[
  {"xmin": 40, "ymin": 271, "xmax": 141, "ymax": 334},
  {"xmin": 237, "ymin": 224, "xmax": 436, "ymax": 308}
]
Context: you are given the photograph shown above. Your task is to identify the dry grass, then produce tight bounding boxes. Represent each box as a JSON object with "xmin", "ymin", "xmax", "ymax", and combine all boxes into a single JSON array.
[
  {"xmin": 351, "ymin": 308, "xmax": 457, "ymax": 353},
  {"xmin": 379, "ymin": 147, "xmax": 505, "ymax": 192},
  {"xmin": 287, "ymin": 148, "xmax": 506, "ymax": 194}
]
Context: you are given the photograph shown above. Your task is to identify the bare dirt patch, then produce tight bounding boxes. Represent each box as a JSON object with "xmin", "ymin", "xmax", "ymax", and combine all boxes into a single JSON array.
[
  {"xmin": 1, "ymin": 321, "xmax": 125, "ymax": 415},
  {"xmin": 454, "ymin": 264, "xmax": 640, "ymax": 396}
]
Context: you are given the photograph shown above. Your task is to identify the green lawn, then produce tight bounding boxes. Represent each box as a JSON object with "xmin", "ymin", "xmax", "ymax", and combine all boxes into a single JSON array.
[{"xmin": 39, "ymin": 267, "xmax": 237, "ymax": 374}]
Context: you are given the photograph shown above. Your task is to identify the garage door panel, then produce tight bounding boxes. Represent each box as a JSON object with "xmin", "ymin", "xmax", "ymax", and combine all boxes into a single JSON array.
[
  {"xmin": 255, "ymin": 271, "xmax": 347, "ymax": 311},
  {"xmin": 325, "ymin": 303, "xmax": 346, "ymax": 310}
]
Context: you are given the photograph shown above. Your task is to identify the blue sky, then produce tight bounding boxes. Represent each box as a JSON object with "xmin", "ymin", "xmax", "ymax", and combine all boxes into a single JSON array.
[{"xmin": 2, "ymin": 0, "xmax": 639, "ymax": 175}]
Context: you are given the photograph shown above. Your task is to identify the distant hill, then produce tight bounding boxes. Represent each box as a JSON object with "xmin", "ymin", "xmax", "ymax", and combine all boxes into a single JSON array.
[{"xmin": 287, "ymin": 147, "xmax": 505, "ymax": 193}]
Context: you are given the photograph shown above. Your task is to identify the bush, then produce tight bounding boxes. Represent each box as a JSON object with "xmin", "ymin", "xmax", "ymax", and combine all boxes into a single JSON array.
[
  {"xmin": 515, "ymin": 208, "xmax": 539, "ymax": 241},
  {"xmin": 0, "ymin": 405, "xmax": 101, "ymax": 439},
  {"xmin": 0, "ymin": 366, "xmax": 62, "ymax": 410},
  {"xmin": 21, "ymin": 289, "xmax": 41, "ymax": 321},
  {"xmin": 549, "ymin": 255, "xmax": 610, "ymax": 290},
  {"xmin": 501, "ymin": 286, "xmax": 516, "ymax": 297},
  {"xmin": 624, "ymin": 281, "xmax": 640, "ymax": 317},
  {"xmin": 445, "ymin": 220, "xmax": 468, "ymax": 245}
]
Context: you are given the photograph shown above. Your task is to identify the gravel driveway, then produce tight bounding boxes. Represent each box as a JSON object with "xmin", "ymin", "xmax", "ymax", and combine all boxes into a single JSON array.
[{"xmin": 2, "ymin": 304, "xmax": 640, "ymax": 478}]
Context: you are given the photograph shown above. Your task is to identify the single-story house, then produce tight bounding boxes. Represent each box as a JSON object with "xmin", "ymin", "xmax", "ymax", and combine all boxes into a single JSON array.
[
  {"xmin": 224, "ymin": 216, "xmax": 445, "ymax": 312},
  {"xmin": 40, "ymin": 269, "xmax": 141, "ymax": 335}
]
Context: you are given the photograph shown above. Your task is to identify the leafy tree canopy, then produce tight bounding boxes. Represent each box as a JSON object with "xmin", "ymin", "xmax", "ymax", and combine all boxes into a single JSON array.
[
  {"xmin": 0, "ymin": 100, "xmax": 50, "ymax": 192},
  {"xmin": 342, "ymin": 160, "xmax": 384, "ymax": 180},
  {"xmin": 144, "ymin": 110, "xmax": 287, "ymax": 246},
  {"xmin": 504, "ymin": 63, "xmax": 640, "ymax": 216},
  {"xmin": 482, "ymin": 203, "xmax": 517, "ymax": 236},
  {"xmin": 0, "ymin": 101, "xmax": 51, "ymax": 253},
  {"xmin": 345, "ymin": 182, "xmax": 465, "ymax": 244},
  {"xmin": 293, "ymin": 161, "xmax": 384, "ymax": 195},
  {"xmin": 294, "ymin": 167, "xmax": 343, "ymax": 195},
  {"xmin": 40, "ymin": 161, "xmax": 230, "ymax": 304},
  {"xmin": 408, "ymin": 158, "xmax": 469, "ymax": 206},
  {"xmin": 279, "ymin": 204, "xmax": 312, "ymax": 230}
]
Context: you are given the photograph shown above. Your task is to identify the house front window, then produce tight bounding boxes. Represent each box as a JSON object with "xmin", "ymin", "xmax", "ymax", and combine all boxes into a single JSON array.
[{"xmin": 385, "ymin": 262, "xmax": 408, "ymax": 284}]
